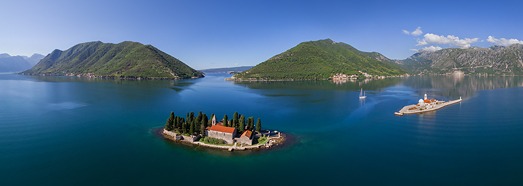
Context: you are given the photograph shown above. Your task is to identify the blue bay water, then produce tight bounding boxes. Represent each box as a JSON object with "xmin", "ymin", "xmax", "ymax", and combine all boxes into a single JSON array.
[{"xmin": 1, "ymin": 73, "xmax": 523, "ymax": 185}]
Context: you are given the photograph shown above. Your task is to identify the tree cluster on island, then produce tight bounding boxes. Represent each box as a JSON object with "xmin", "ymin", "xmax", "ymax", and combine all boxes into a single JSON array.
[{"xmin": 164, "ymin": 111, "xmax": 262, "ymax": 137}]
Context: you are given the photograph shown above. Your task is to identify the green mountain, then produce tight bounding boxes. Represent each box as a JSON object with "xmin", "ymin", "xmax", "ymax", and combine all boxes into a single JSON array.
[
  {"xmin": 23, "ymin": 41, "xmax": 203, "ymax": 79},
  {"xmin": 233, "ymin": 39, "xmax": 406, "ymax": 80},
  {"xmin": 398, "ymin": 44, "xmax": 523, "ymax": 75}
]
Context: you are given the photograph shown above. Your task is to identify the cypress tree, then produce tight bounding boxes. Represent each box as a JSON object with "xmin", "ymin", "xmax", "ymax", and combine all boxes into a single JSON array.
[
  {"xmin": 164, "ymin": 112, "xmax": 174, "ymax": 131},
  {"xmin": 232, "ymin": 112, "xmax": 239, "ymax": 128},
  {"xmin": 223, "ymin": 114, "xmax": 228, "ymax": 126},
  {"xmin": 200, "ymin": 122, "xmax": 206, "ymax": 136},
  {"xmin": 202, "ymin": 114, "xmax": 208, "ymax": 128},
  {"xmin": 173, "ymin": 116, "xmax": 178, "ymax": 130},
  {"xmin": 195, "ymin": 120, "xmax": 200, "ymax": 134},
  {"xmin": 256, "ymin": 118, "xmax": 262, "ymax": 132},
  {"xmin": 164, "ymin": 121, "xmax": 169, "ymax": 130},
  {"xmin": 239, "ymin": 115, "xmax": 245, "ymax": 133},
  {"xmin": 177, "ymin": 117, "xmax": 183, "ymax": 130},
  {"xmin": 182, "ymin": 120, "xmax": 187, "ymax": 134},
  {"xmin": 189, "ymin": 112, "xmax": 195, "ymax": 123},
  {"xmin": 189, "ymin": 120, "xmax": 195, "ymax": 135},
  {"xmin": 196, "ymin": 112, "xmax": 202, "ymax": 124},
  {"xmin": 186, "ymin": 113, "xmax": 190, "ymax": 124},
  {"xmin": 247, "ymin": 117, "xmax": 254, "ymax": 130}
]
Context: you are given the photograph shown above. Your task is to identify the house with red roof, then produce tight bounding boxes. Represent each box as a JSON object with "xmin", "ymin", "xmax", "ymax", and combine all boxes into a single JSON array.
[
  {"xmin": 206, "ymin": 115, "xmax": 237, "ymax": 144},
  {"xmin": 236, "ymin": 130, "xmax": 253, "ymax": 145}
]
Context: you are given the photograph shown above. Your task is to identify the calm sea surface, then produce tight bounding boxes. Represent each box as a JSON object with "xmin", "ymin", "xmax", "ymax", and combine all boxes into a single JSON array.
[{"xmin": 1, "ymin": 73, "xmax": 523, "ymax": 185}]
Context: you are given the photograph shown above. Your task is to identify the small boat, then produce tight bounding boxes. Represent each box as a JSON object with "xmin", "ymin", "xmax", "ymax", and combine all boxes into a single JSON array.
[
  {"xmin": 394, "ymin": 112, "xmax": 404, "ymax": 116},
  {"xmin": 359, "ymin": 88, "xmax": 366, "ymax": 99}
]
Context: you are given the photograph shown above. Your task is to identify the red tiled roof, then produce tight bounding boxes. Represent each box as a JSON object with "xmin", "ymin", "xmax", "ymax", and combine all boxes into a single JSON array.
[
  {"xmin": 208, "ymin": 124, "xmax": 236, "ymax": 134},
  {"xmin": 241, "ymin": 130, "xmax": 252, "ymax": 138}
]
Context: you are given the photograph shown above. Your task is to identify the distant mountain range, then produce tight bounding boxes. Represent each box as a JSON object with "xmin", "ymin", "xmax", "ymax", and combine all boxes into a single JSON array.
[
  {"xmin": 234, "ymin": 39, "xmax": 406, "ymax": 80},
  {"xmin": 13, "ymin": 39, "xmax": 523, "ymax": 80},
  {"xmin": 0, "ymin": 53, "xmax": 44, "ymax": 72},
  {"xmin": 200, "ymin": 66, "xmax": 253, "ymax": 74},
  {"xmin": 23, "ymin": 41, "xmax": 203, "ymax": 79},
  {"xmin": 234, "ymin": 39, "xmax": 523, "ymax": 81},
  {"xmin": 398, "ymin": 44, "xmax": 523, "ymax": 75}
]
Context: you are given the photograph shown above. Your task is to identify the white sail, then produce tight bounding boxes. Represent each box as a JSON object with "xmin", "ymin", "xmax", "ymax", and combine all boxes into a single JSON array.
[{"xmin": 359, "ymin": 88, "xmax": 366, "ymax": 99}]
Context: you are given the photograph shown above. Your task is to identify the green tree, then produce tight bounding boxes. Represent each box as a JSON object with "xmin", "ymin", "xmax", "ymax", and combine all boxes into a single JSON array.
[
  {"xmin": 164, "ymin": 112, "xmax": 175, "ymax": 131},
  {"xmin": 232, "ymin": 112, "xmax": 239, "ymax": 128},
  {"xmin": 196, "ymin": 112, "xmax": 202, "ymax": 124},
  {"xmin": 223, "ymin": 114, "xmax": 228, "ymax": 126},
  {"xmin": 182, "ymin": 120, "xmax": 187, "ymax": 134},
  {"xmin": 189, "ymin": 120, "xmax": 195, "ymax": 135},
  {"xmin": 177, "ymin": 117, "xmax": 184, "ymax": 130},
  {"xmin": 247, "ymin": 117, "xmax": 254, "ymax": 130},
  {"xmin": 256, "ymin": 118, "xmax": 262, "ymax": 132},
  {"xmin": 239, "ymin": 115, "xmax": 245, "ymax": 133},
  {"xmin": 200, "ymin": 121, "xmax": 206, "ymax": 136},
  {"xmin": 173, "ymin": 116, "xmax": 178, "ymax": 130},
  {"xmin": 189, "ymin": 112, "xmax": 195, "ymax": 123},
  {"xmin": 202, "ymin": 114, "xmax": 208, "ymax": 128}
]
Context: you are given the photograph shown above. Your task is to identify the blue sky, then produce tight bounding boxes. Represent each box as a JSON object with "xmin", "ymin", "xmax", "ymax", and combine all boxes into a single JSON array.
[{"xmin": 1, "ymin": 0, "xmax": 522, "ymax": 69}]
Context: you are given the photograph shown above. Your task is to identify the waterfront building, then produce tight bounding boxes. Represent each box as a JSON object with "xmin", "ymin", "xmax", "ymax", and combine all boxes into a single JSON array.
[
  {"xmin": 237, "ymin": 130, "xmax": 253, "ymax": 145},
  {"xmin": 206, "ymin": 123, "xmax": 237, "ymax": 144}
]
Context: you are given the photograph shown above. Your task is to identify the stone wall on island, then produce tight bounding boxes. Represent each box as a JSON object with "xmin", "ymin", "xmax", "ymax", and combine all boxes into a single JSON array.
[
  {"xmin": 181, "ymin": 135, "xmax": 200, "ymax": 143},
  {"xmin": 206, "ymin": 130, "xmax": 236, "ymax": 144},
  {"xmin": 163, "ymin": 130, "xmax": 181, "ymax": 140},
  {"xmin": 235, "ymin": 136, "xmax": 253, "ymax": 145},
  {"xmin": 163, "ymin": 129, "xmax": 201, "ymax": 142}
]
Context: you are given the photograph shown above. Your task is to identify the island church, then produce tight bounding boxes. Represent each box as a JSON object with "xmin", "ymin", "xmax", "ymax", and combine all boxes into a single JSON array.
[{"xmin": 206, "ymin": 115, "xmax": 253, "ymax": 145}]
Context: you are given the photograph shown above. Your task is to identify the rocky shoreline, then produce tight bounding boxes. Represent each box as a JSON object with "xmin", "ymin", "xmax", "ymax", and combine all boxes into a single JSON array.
[{"xmin": 158, "ymin": 128, "xmax": 287, "ymax": 152}]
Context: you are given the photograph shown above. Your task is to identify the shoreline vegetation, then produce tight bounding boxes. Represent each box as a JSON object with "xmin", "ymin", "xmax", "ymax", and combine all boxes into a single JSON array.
[
  {"xmin": 227, "ymin": 73, "xmax": 410, "ymax": 83},
  {"xmin": 161, "ymin": 111, "xmax": 285, "ymax": 151}
]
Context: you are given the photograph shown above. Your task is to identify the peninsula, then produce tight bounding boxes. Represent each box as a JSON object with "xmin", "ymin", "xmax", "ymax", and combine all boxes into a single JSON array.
[
  {"xmin": 232, "ymin": 39, "xmax": 407, "ymax": 81},
  {"xmin": 162, "ymin": 112, "xmax": 284, "ymax": 151},
  {"xmin": 394, "ymin": 94, "xmax": 462, "ymax": 116},
  {"xmin": 23, "ymin": 41, "xmax": 204, "ymax": 79}
]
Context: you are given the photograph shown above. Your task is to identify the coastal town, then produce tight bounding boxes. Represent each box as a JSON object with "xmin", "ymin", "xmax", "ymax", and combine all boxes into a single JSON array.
[{"xmin": 162, "ymin": 112, "xmax": 284, "ymax": 151}]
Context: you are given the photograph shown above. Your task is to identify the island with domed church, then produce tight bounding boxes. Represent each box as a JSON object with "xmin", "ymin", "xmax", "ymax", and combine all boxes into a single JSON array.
[
  {"xmin": 394, "ymin": 94, "xmax": 462, "ymax": 116},
  {"xmin": 162, "ymin": 111, "xmax": 285, "ymax": 151}
]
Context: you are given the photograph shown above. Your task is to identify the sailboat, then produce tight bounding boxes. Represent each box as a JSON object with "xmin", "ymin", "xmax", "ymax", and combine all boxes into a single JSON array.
[{"xmin": 359, "ymin": 88, "xmax": 366, "ymax": 99}]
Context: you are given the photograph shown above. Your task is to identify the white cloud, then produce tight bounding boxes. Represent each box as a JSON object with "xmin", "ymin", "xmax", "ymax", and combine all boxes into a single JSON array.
[
  {"xmin": 411, "ymin": 27, "xmax": 423, "ymax": 36},
  {"xmin": 417, "ymin": 39, "xmax": 427, "ymax": 46},
  {"xmin": 420, "ymin": 46, "xmax": 442, "ymax": 52},
  {"xmin": 487, "ymin": 36, "xmax": 523, "ymax": 46},
  {"xmin": 403, "ymin": 27, "xmax": 423, "ymax": 36},
  {"xmin": 417, "ymin": 33, "xmax": 478, "ymax": 48}
]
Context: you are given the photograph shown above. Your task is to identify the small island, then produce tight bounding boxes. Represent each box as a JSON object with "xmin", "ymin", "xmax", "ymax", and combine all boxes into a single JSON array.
[
  {"xmin": 394, "ymin": 94, "xmax": 462, "ymax": 116},
  {"xmin": 162, "ymin": 112, "xmax": 284, "ymax": 151}
]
